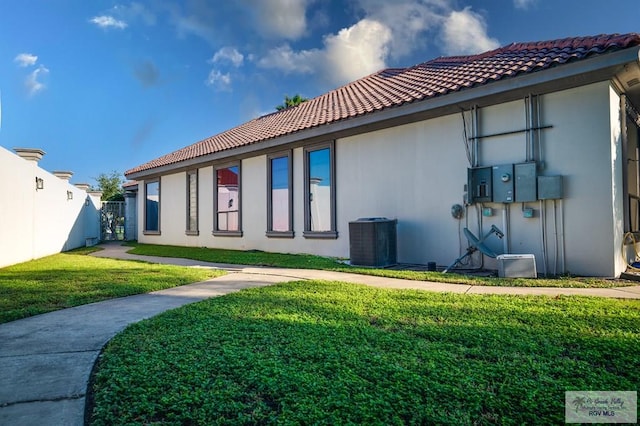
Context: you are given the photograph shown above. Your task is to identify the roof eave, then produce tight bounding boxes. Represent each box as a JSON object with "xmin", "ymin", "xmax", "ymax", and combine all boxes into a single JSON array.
[{"xmin": 127, "ymin": 45, "xmax": 640, "ymax": 180}]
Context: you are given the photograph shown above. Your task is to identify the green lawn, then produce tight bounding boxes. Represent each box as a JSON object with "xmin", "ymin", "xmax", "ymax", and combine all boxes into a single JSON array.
[
  {"xmin": 0, "ymin": 250, "xmax": 224, "ymax": 323},
  {"xmin": 126, "ymin": 243, "xmax": 633, "ymax": 288},
  {"xmin": 88, "ymin": 281, "xmax": 640, "ymax": 425}
]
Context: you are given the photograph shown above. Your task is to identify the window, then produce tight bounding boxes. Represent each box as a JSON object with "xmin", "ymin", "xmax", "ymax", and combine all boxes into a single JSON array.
[
  {"xmin": 186, "ymin": 170, "xmax": 198, "ymax": 235},
  {"xmin": 267, "ymin": 152, "xmax": 293, "ymax": 237},
  {"xmin": 144, "ymin": 179, "xmax": 160, "ymax": 234},
  {"xmin": 304, "ymin": 141, "xmax": 337, "ymax": 238},
  {"xmin": 213, "ymin": 163, "xmax": 242, "ymax": 236}
]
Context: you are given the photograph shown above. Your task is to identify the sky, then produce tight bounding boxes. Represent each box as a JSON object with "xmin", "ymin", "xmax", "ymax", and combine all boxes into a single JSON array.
[{"xmin": 0, "ymin": 0, "xmax": 638, "ymax": 186}]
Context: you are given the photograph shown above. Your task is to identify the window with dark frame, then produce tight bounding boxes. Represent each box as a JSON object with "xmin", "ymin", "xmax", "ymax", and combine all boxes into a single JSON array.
[
  {"xmin": 304, "ymin": 141, "xmax": 337, "ymax": 239},
  {"xmin": 186, "ymin": 170, "xmax": 198, "ymax": 235},
  {"xmin": 144, "ymin": 179, "xmax": 160, "ymax": 234},
  {"xmin": 267, "ymin": 152, "xmax": 293, "ymax": 237},
  {"xmin": 213, "ymin": 163, "xmax": 242, "ymax": 236}
]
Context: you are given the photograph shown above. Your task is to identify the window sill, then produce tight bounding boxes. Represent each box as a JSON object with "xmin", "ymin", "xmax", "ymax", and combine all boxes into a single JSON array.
[
  {"xmin": 212, "ymin": 230, "xmax": 243, "ymax": 237},
  {"xmin": 303, "ymin": 231, "xmax": 338, "ymax": 239},
  {"xmin": 266, "ymin": 231, "xmax": 294, "ymax": 239},
  {"xmin": 143, "ymin": 231, "xmax": 161, "ymax": 236},
  {"xmin": 185, "ymin": 231, "xmax": 200, "ymax": 236}
]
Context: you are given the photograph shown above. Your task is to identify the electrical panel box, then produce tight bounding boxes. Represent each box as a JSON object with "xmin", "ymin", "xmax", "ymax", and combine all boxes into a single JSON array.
[
  {"xmin": 538, "ymin": 175, "xmax": 563, "ymax": 199},
  {"xmin": 467, "ymin": 167, "xmax": 492, "ymax": 203},
  {"xmin": 492, "ymin": 164, "xmax": 514, "ymax": 203},
  {"xmin": 515, "ymin": 162, "xmax": 537, "ymax": 202}
]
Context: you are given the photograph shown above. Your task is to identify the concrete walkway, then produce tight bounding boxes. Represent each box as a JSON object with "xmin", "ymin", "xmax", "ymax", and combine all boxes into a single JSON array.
[
  {"xmin": 90, "ymin": 243, "xmax": 640, "ymax": 299},
  {"xmin": 1, "ymin": 244, "xmax": 639, "ymax": 426}
]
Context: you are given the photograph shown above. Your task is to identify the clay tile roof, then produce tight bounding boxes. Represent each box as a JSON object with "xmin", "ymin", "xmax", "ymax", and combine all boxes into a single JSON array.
[{"xmin": 126, "ymin": 33, "xmax": 640, "ymax": 176}]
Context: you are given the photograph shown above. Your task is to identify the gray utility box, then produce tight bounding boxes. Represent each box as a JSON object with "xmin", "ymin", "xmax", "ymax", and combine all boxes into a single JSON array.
[
  {"xmin": 497, "ymin": 254, "xmax": 537, "ymax": 278},
  {"xmin": 349, "ymin": 218, "xmax": 397, "ymax": 267},
  {"xmin": 492, "ymin": 164, "xmax": 514, "ymax": 203},
  {"xmin": 515, "ymin": 162, "xmax": 537, "ymax": 202},
  {"xmin": 537, "ymin": 175, "xmax": 563, "ymax": 200}
]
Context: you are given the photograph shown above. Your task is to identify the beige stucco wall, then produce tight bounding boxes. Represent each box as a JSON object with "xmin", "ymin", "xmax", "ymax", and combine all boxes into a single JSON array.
[
  {"xmin": 0, "ymin": 146, "xmax": 101, "ymax": 268},
  {"xmin": 136, "ymin": 80, "xmax": 625, "ymax": 276}
]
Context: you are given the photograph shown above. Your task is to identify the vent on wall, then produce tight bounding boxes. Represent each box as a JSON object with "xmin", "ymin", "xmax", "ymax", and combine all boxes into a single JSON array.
[{"xmin": 349, "ymin": 218, "xmax": 397, "ymax": 267}]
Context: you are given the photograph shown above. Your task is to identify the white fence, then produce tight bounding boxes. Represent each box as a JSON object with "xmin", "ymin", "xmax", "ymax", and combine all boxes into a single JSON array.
[{"xmin": 0, "ymin": 146, "xmax": 102, "ymax": 268}]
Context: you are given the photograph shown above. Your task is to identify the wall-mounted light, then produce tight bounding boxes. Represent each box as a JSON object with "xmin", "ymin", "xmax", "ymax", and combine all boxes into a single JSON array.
[
  {"xmin": 35, "ymin": 177, "xmax": 44, "ymax": 190},
  {"xmin": 67, "ymin": 191, "xmax": 73, "ymax": 200},
  {"xmin": 85, "ymin": 198, "xmax": 90, "ymax": 207}
]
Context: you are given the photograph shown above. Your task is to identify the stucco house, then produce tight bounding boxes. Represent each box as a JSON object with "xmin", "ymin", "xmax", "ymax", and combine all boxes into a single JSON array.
[{"xmin": 125, "ymin": 33, "xmax": 640, "ymax": 277}]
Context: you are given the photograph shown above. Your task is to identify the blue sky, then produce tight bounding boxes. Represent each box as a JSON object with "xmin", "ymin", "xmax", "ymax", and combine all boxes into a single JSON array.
[{"xmin": 0, "ymin": 0, "xmax": 637, "ymax": 186}]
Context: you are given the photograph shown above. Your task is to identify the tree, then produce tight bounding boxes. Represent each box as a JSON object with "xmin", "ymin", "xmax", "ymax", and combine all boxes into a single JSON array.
[
  {"xmin": 275, "ymin": 94, "xmax": 308, "ymax": 111},
  {"xmin": 92, "ymin": 171, "xmax": 124, "ymax": 201}
]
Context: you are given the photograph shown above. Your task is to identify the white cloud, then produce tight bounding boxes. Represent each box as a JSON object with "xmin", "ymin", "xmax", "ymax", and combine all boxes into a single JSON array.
[
  {"xmin": 257, "ymin": 44, "xmax": 317, "ymax": 74},
  {"xmin": 14, "ymin": 53, "xmax": 38, "ymax": 67},
  {"xmin": 250, "ymin": 0, "xmax": 309, "ymax": 40},
  {"xmin": 211, "ymin": 47, "xmax": 244, "ymax": 67},
  {"xmin": 164, "ymin": 1, "xmax": 217, "ymax": 44},
  {"xmin": 25, "ymin": 65, "xmax": 49, "ymax": 96},
  {"xmin": 351, "ymin": 1, "xmax": 501, "ymax": 59},
  {"xmin": 514, "ymin": 0, "xmax": 536, "ymax": 10},
  {"xmin": 441, "ymin": 7, "xmax": 499, "ymax": 55},
  {"xmin": 253, "ymin": 1, "xmax": 499, "ymax": 87},
  {"xmin": 258, "ymin": 19, "xmax": 392, "ymax": 87},
  {"xmin": 90, "ymin": 15, "xmax": 128, "ymax": 29},
  {"xmin": 206, "ymin": 47, "xmax": 244, "ymax": 90},
  {"xmin": 205, "ymin": 70, "xmax": 232, "ymax": 91},
  {"xmin": 323, "ymin": 19, "xmax": 392, "ymax": 84},
  {"xmin": 113, "ymin": 2, "xmax": 157, "ymax": 26},
  {"xmin": 353, "ymin": 0, "xmax": 446, "ymax": 59}
]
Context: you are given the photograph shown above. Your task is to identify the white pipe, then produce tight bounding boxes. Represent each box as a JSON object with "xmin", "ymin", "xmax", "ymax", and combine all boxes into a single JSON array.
[
  {"xmin": 472, "ymin": 105, "xmax": 479, "ymax": 167},
  {"xmin": 553, "ymin": 199, "xmax": 558, "ymax": 276},
  {"xmin": 536, "ymin": 95, "xmax": 542, "ymax": 162},
  {"xmin": 502, "ymin": 204, "xmax": 510, "ymax": 254},
  {"xmin": 525, "ymin": 95, "xmax": 531, "ymax": 162},
  {"xmin": 559, "ymin": 199, "xmax": 566, "ymax": 273},
  {"xmin": 539, "ymin": 199, "xmax": 547, "ymax": 276},
  {"xmin": 477, "ymin": 203, "xmax": 484, "ymax": 268}
]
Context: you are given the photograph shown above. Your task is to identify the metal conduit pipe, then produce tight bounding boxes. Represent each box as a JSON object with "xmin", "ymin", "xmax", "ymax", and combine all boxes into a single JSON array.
[
  {"xmin": 559, "ymin": 199, "xmax": 566, "ymax": 273},
  {"xmin": 525, "ymin": 95, "xmax": 531, "ymax": 162},
  {"xmin": 539, "ymin": 199, "xmax": 548, "ymax": 276},
  {"xmin": 502, "ymin": 204, "xmax": 510, "ymax": 254},
  {"xmin": 472, "ymin": 105, "xmax": 479, "ymax": 167}
]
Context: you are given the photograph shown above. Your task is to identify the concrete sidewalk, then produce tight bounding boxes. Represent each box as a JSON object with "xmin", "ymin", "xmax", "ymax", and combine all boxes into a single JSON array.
[
  {"xmin": 92, "ymin": 243, "xmax": 640, "ymax": 299},
  {"xmin": 0, "ymin": 252, "xmax": 297, "ymax": 426},
  {"xmin": 1, "ymin": 244, "xmax": 639, "ymax": 426}
]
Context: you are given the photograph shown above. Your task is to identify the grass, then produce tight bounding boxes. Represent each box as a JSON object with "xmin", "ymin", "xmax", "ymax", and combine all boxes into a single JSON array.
[
  {"xmin": 0, "ymin": 249, "xmax": 225, "ymax": 324},
  {"xmin": 125, "ymin": 243, "xmax": 634, "ymax": 288},
  {"xmin": 88, "ymin": 281, "xmax": 640, "ymax": 425}
]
